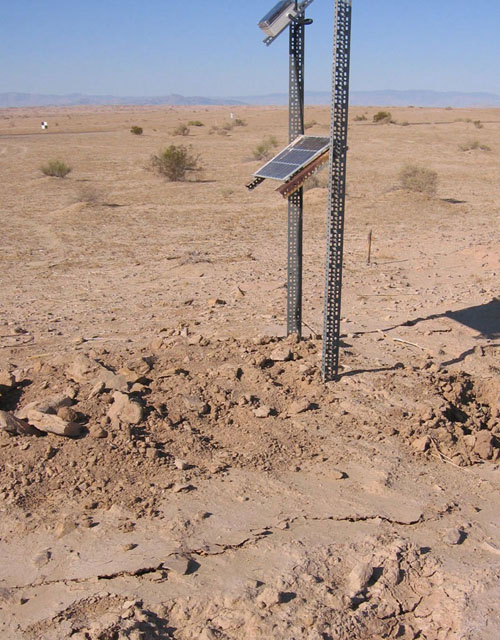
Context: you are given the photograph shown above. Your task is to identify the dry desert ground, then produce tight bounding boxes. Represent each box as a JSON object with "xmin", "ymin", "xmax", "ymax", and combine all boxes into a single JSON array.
[{"xmin": 0, "ymin": 104, "xmax": 499, "ymax": 639}]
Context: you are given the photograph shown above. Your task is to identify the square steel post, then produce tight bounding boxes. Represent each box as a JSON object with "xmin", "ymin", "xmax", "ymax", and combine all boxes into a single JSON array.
[
  {"xmin": 322, "ymin": 0, "xmax": 352, "ymax": 381},
  {"xmin": 287, "ymin": 18, "xmax": 305, "ymax": 337}
]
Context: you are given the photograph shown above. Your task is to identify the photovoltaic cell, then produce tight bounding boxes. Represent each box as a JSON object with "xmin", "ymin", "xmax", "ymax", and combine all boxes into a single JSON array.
[{"xmin": 254, "ymin": 135, "xmax": 330, "ymax": 182}]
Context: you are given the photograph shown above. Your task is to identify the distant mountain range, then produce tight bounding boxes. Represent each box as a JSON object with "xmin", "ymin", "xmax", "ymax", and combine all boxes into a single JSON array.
[{"xmin": 1, "ymin": 89, "xmax": 499, "ymax": 109}]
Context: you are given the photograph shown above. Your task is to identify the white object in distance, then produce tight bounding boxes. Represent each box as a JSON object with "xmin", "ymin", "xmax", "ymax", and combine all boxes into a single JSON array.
[{"xmin": 41, "ymin": 121, "xmax": 48, "ymax": 130}]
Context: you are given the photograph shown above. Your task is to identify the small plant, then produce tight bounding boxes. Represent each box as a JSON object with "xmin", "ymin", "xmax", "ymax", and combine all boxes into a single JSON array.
[
  {"xmin": 473, "ymin": 120, "xmax": 483, "ymax": 129},
  {"xmin": 304, "ymin": 120, "xmax": 318, "ymax": 129},
  {"xmin": 173, "ymin": 123, "xmax": 190, "ymax": 136},
  {"xmin": 399, "ymin": 164, "xmax": 438, "ymax": 196},
  {"xmin": 187, "ymin": 120, "xmax": 204, "ymax": 127},
  {"xmin": 354, "ymin": 114, "xmax": 367, "ymax": 121},
  {"xmin": 41, "ymin": 160, "xmax": 72, "ymax": 178},
  {"xmin": 252, "ymin": 136, "xmax": 279, "ymax": 161},
  {"xmin": 445, "ymin": 106, "xmax": 453, "ymax": 110},
  {"xmin": 459, "ymin": 139, "xmax": 491, "ymax": 152},
  {"xmin": 233, "ymin": 118, "xmax": 247, "ymax": 127},
  {"xmin": 221, "ymin": 121, "xmax": 234, "ymax": 132},
  {"xmin": 373, "ymin": 110, "xmax": 392, "ymax": 124},
  {"xmin": 303, "ymin": 171, "xmax": 329, "ymax": 191},
  {"xmin": 150, "ymin": 145, "xmax": 201, "ymax": 181},
  {"xmin": 400, "ymin": 120, "xmax": 410, "ymax": 127},
  {"xmin": 130, "ymin": 125, "xmax": 143, "ymax": 135}
]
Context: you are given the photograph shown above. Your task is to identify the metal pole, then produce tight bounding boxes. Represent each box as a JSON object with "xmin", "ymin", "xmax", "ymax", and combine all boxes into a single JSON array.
[
  {"xmin": 287, "ymin": 17, "xmax": 305, "ymax": 338},
  {"xmin": 321, "ymin": 0, "xmax": 352, "ymax": 381}
]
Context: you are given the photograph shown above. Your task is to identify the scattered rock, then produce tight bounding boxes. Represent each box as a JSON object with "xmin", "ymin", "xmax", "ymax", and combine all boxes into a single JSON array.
[
  {"xmin": 412, "ymin": 435, "xmax": 430, "ymax": 452},
  {"xmin": 89, "ymin": 425, "xmax": 108, "ymax": 439},
  {"xmin": 257, "ymin": 587, "xmax": 281, "ymax": 608},
  {"xmin": 347, "ymin": 561, "xmax": 373, "ymax": 595},
  {"xmin": 270, "ymin": 346, "xmax": 292, "ymax": 362},
  {"xmin": 473, "ymin": 430, "xmax": 494, "ymax": 460},
  {"xmin": 175, "ymin": 458, "xmax": 189, "ymax": 470},
  {"xmin": 17, "ymin": 393, "xmax": 73, "ymax": 419},
  {"xmin": 330, "ymin": 469, "xmax": 346, "ymax": 480},
  {"xmin": 443, "ymin": 528, "xmax": 463, "ymax": 546},
  {"xmin": 208, "ymin": 298, "xmax": 226, "ymax": 307},
  {"xmin": 254, "ymin": 406, "xmax": 271, "ymax": 419},
  {"xmin": 67, "ymin": 354, "xmax": 127, "ymax": 391},
  {"xmin": 121, "ymin": 543, "xmax": 137, "ymax": 552},
  {"xmin": 172, "ymin": 483, "xmax": 194, "ymax": 493},
  {"xmin": 26, "ymin": 409, "xmax": 82, "ymax": 437},
  {"xmin": 288, "ymin": 399, "xmax": 311, "ymax": 416},
  {"xmin": 88, "ymin": 380, "xmax": 105, "ymax": 399},
  {"xmin": 57, "ymin": 406, "xmax": 78, "ymax": 422},
  {"xmin": 183, "ymin": 395, "xmax": 210, "ymax": 415},
  {"xmin": 0, "ymin": 410, "xmax": 40, "ymax": 436},
  {"xmin": 107, "ymin": 391, "xmax": 143, "ymax": 425},
  {"xmin": 0, "ymin": 371, "xmax": 15, "ymax": 389},
  {"xmin": 163, "ymin": 553, "xmax": 190, "ymax": 575},
  {"xmin": 55, "ymin": 519, "xmax": 76, "ymax": 539}
]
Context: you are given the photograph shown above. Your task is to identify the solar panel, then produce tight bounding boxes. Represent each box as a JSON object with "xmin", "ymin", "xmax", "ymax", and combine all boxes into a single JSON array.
[{"xmin": 254, "ymin": 135, "xmax": 330, "ymax": 182}]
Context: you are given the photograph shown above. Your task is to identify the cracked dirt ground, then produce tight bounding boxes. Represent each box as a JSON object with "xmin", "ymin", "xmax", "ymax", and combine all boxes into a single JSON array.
[{"xmin": 0, "ymin": 105, "xmax": 499, "ymax": 638}]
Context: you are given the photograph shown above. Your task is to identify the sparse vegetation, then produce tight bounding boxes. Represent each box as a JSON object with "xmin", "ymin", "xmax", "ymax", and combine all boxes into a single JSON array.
[
  {"xmin": 473, "ymin": 120, "xmax": 483, "ymax": 129},
  {"xmin": 173, "ymin": 123, "xmax": 190, "ymax": 136},
  {"xmin": 303, "ymin": 171, "xmax": 329, "ymax": 191},
  {"xmin": 354, "ymin": 114, "xmax": 367, "ymax": 121},
  {"xmin": 373, "ymin": 111, "xmax": 392, "ymax": 124},
  {"xmin": 130, "ymin": 126, "xmax": 143, "ymax": 135},
  {"xmin": 233, "ymin": 118, "xmax": 247, "ymax": 127},
  {"xmin": 399, "ymin": 164, "xmax": 438, "ymax": 196},
  {"xmin": 41, "ymin": 160, "xmax": 72, "ymax": 178},
  {"xmin": 459, "ymin": 139, "xmax": 491, "ymax": 152},
  {"xmin": 304, "ymin": 120, "xmax": 318, "ymax": 129},
  {"xmin": 252, "ymin": 136, "xmax": 279, "ymax": 161},
  {"xmin": 187, "ymin": 120, "xmax": 204, "ymax": 127},
  {"xmin": 150, "ymin": 145, "xmax": 201, "ymax": 181}
]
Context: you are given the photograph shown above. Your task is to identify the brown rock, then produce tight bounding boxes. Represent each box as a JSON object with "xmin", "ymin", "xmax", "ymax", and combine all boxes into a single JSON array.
[
  {"xmin": 412, "ymin": 435, "xmax": 430, "ymax": 452},
  {"xmin": 0, "ymin": 410, "xmax": 40, "ymax": 436},
  {"xmin": 0, "ymin": 371, "xmax": 15, "ymax": 389},
  {"xmin": 163, "ymin": 553, "xmax": 190, "ymax": 575},
  {"xmin": 254, "ymin": 406, "xmax": 271, "ymax": 418},
  {"xmin": 348, "ymin": 561, "xmax": 373, "ymax": 595},
  {"xmin": 107, "ymin": 391, "xmax": 143, "ymax": 425},
  {"xmin": 57, "ymin": 406, "xmax": 78, "ymax": 422},
  {"xmin": 474, "ymin": 430, "xmax": 494, "ymax": 460},
  {"xmin": 288, "ymin": 399, "xmax": 311, "ymax": 416},
  {"xmin": 270, "ymin": 346, "xmax": 292, "ymax": 362},
  {"xmin": 17, "ymin": 393, "xmax": 73, "ymax": 419},
  {"xmin": 208, "ymin": 298, "xmax": 226, "ymax": 307},
  {"xmin": 89, "ymin": 425, "xmax": 108, "ymax": 439},
  {"xmin": 26, "ymin": 409, "xmax": 82, "ymax": 437},
  {"xmin": 55, "ymin": 519, "xmax": 76, "ymax": 539}
]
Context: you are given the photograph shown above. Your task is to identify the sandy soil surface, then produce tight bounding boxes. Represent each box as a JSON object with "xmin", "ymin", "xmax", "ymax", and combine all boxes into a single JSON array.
[{"xmin": 0, "ymin": 104, "xmax": 499, "ymax": 639}]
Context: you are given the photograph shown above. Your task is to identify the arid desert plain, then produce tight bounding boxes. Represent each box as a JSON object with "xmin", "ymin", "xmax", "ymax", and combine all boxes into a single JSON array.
[{"xmin": 0, "ymin": 104, "xmax": 499, "ymax": 639}]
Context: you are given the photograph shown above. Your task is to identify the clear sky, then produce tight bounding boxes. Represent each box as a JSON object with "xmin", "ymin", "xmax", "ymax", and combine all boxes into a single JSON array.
[{"xmin": 1, "ymin": 0, "xmax": 499, "ymax": 97}]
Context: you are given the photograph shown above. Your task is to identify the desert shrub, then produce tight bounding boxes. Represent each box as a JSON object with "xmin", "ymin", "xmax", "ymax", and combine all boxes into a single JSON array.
[
  {"xmin": 400, "ymin": 121, "xmax": 410, "ymax": 126},
  {"xmin": 459, "ymin": 140, "xmax": 491, "ymax": 152},
  {"xmin": 373, "ymin": 110, "xmax": 392, "ymax": 124},
  {"xmin": 130, "ymin": 125, "xmax": 143, "ymax": 135},
  {"xmin": 304, "ymin": 120, "xmax": 318, "ymax": 129},
  {"xmin": 187, "ymin": 120, "xmax": 204, "ymax": 127},
  {"xmin": 233, "ymin": 118, "xmax": 247, "ymax": 127},
  {"xmin": 221, "ymin": 122, "xmax": 234, "ymax": 131},
  {"xmin": 150, "ymin": 145, "xmax": 201, "ymax": 181},
  {"xmin": 252, "ymin": 136, "xmax": 278, "ymax": 161},
  {"xmin": 173, "ymin": 123, "xmax": 190, "ymax": 136},
  {"xmin": 354, "ymin": 114, "xmax": 367, "ymax": 121},
  {"xmin": 445, "ymin": 106, "xmax": 453, "ymax": 110},
  {"xmin": 399, "ymin": 164, "xmax": 438, "ymax": 196},
  {"xmin": 473, "ymin": 120, "xmax": 483, "ymax": 129},
  {"xmin": 41, "ymin": 160, "xmax": 72, "ymax": 178},
  {"xmin": 303, "ymin": 171, "xmax": 329, "ymax": 191}
]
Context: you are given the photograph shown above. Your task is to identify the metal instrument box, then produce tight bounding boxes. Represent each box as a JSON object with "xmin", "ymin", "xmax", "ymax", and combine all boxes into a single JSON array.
[{"xmin": 258, "ymin": 1, "xmax": 298, "ymax": 38}]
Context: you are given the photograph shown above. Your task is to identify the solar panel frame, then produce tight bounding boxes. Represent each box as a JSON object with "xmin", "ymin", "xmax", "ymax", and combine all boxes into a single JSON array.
[{"xmin": 254, "ymin": 135, "xmax": 330, "ymax": 182}]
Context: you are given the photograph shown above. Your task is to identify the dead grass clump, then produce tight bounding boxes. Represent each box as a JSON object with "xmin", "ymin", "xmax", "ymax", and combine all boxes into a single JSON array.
[
  {"xmin": 354, "ymin": 114, "xmax": 367, "ymax": 121},
  {"xmin": 75, "ymin": 185, "xmax": 104, "ymax": 205},
  {"xmin": 41, "ymin": 160, "xmax": 72, "ymax": 178},
  {"xmin": 187, "ymin": 120, "xmax": 204, "ymax": 127},
  {"xmin": 373, "ymin": 111, "xmax": 392, "ymax": 124},
  {"xmin": 473, "ymin": 120, "xmax": 483, "ymax": 129},
  {"xmin": 399, "ymin": 164, "xmax": 438, "ymax": 196},
  {"xmin": 304, "ymin": 120, "xmax": 318, "ymax": 129},
  {"xmin": 459, "ymin": 140, "xmax": 491, "ymax": 152},
  {"xmin": 304, "ymin": 171, "xmax": 329, "ymax": 191},
  {"xmin": 233, "ymin": 118, "xmax": 247, "ymax": 127},
  {"xmin": 253, "ymin": 136, "xmax": 278, "ymax": 161},
  {"xmin": 173, "ymin": 123, "xmax": 190, "ymax": 136},
  {"xmin": 150, "ymin": 145, "xmax": 201, "ymax": 181},
  {"xmin": 130, "ymin": 126, "xmax": 143, "ymax": 135}
]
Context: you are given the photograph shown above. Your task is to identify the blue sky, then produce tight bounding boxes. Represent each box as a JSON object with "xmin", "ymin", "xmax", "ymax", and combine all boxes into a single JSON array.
[{"xmin": 1, "ymin": 0, "xmax": 499, "ymax": 96}]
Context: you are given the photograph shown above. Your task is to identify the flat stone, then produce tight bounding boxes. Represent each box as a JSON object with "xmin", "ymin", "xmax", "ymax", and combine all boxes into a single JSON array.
[
  {"xmin": 55, "ymin": 519, "xmax": 76, "ymax": 539},
  {"xmin": 17, "ymin": 393, "xmax": 73, "ymax": 419},
  {"xmin": 288, "ymin": 399, "xmax": 311, "ymax": 416},
  {"xmin": 163, "ymin": 553, "xmax": 190, "ymax": 575},
  {"xmin": 348, "ymin": 561, "xmax": 373, "ymax": 595},
  {"xmin": 89, "ymin": 425, "xmax": 108, "ymax": 439},
  {"xmin": 0, "ymin": 371, "xmax": 15, "ymax": 388},
  {"xmin": 26, "ymin": 409, "xmax": 82, "ymax": 437},
  {"xmin": 443, "ymin": 528, "xmax": 463, "ymax": 545},
  {"xmin": 0, "ymin": 410, "xmax": 40, "ymax": 436},
  {"xmin": 254, "ymin": 406, "xmax": 271, "ymax": 419},
  {"xmin": 175, "ymin": 458, "xmax": 189, "ymax": 470},
  {"xmin": 412, "ymin": 435, "xmax": 430, "ymax": 452},
  {"xmin": 270, "ymin": 346, "xmax": 292, "ymax": 362},
  {"xmin": 57, "ymin": 406, "xmax": 78, "ymax": 422},
  {"xmin": 474, "ymin": 430, "xmax": 494, "ymax": 460}
]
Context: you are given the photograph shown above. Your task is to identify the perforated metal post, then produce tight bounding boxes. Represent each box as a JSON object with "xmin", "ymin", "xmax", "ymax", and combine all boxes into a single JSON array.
[
  {"xmin": 287, "ymin": 17, "xmax": 305, "ymax": 337},
  {"xmin": 322, "ymin": 0, "xmax": 352, "ymax": 381}
]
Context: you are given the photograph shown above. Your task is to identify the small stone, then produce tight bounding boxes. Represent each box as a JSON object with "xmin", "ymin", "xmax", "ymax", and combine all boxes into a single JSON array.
[
  {"xmin": 330, "ymin": 469, "xmax": 345, "ymax": 480},
  {"xmin": 121, "ymin": 543, "xmax": 137, "ymax": 552},
  {"xmin": 163, "ymin": 553, "xmax": 190, "ymax": 575},
  {"xmin": 208, "ymin": 298, "xmax": 226, "ymax": 307},
  {"xmin": 57, "ymin": 406, "xmax": 78, "ymax": 422},
  {"xmin": 412, "ymin": 435, "xmax": 430, "ymax": 452},
  {"xmin": 257, "ymin": 587, "xmax": 281, "ymax": 608},
  {"xmin": 175, "ymin": 458, "xmax": 189, "ymax": 470},
  {"xmin": 270, "ymin": 346, "xmax": 292, "ymax": 362},
  {"xmin": 107, "ymin": 391, "xmax": 143, "ymax": 425},
  {"xmin": 172, "ymin": 483, "xmax": 193, "ymax": 493},
  {"xmin": 145, "ymin": 447, "xmax": 159, "ymax": 460},
  {"xmin": 26, "ymin": 409, "xmax": 82, "ymax": 437},
  {"xmin": 88, "ymin": 381, "xmax": 105, "ymax": 399},
  {"xmin": 288, "ymin": 399, "xmax": 311, "ymax": 416},
  {"xmin": 347, "ymin": 561, "xmax": 373, "ymax": 595},
  {"xmin": 0, "ymin": 371, "xmax": 15, "ymax": 388},
  {"xmin": 17, "ymin": 393, "xmax": 73, "ymax": 418},
  {"xmin": 55, "ymin": 519, "xmax": 76, "ymax": 539},
  {"xmin": 254, "ymin": 406, "xmax": 271, "ymax": 419},
  {"xmin": 90, "ymin": 425, "xmax": 108, "ymax": 439},
  {"xmin": 474, "ymin": 430, "xmax": 495, "ymax": 460},
  {"xmin": 443, "ymin": 528, "xmax": 463, "ymax": 545},
  {"xmin": 32, "ymin": 549, "xmax": 51, "ymax": 568},
  {"xmin": 0, "ymin": 410, "xmax": 40, "ymax": 436}
]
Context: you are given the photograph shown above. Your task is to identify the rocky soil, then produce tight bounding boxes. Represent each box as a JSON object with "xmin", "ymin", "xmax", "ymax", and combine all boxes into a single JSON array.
[{"xmin": 0, "ymin": 105, "xmax": 499, "ymax": 639}]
